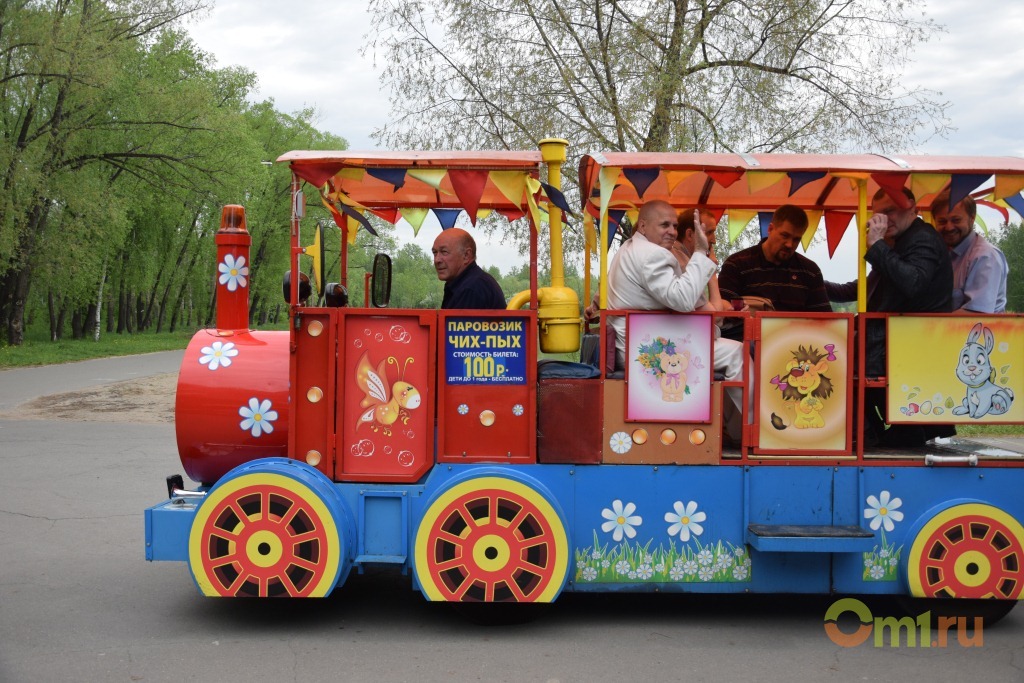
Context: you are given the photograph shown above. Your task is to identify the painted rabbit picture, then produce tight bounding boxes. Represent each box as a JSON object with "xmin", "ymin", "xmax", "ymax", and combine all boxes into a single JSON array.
[{"xmin": 952, "ymin": 322, "xmax": 1015, "ymax": 419}]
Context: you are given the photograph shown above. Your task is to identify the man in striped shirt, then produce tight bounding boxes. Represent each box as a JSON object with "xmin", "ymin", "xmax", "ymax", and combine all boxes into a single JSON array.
[{"xmin": 718, "ymin": 204, "xmax": 831, "ymax": 316}]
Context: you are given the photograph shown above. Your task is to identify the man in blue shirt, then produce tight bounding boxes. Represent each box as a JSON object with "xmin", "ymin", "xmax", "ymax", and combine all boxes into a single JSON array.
[
  {"xmin": 929, "ymin": 191, "xmax": 1008, "ymax": 313},
  {"xmin": 432, "ymin": 228, "xmax": 507, "ymax": 309}
]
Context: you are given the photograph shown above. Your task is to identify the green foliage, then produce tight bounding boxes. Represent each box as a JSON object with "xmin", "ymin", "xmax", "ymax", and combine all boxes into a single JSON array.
[
  {"xmin": 0, "ymin": 1, "xmax": 349, "ymax": 344},
  {"xmin": 998, "ymin": 222, "xmax": 1023, "ymax": 313}
]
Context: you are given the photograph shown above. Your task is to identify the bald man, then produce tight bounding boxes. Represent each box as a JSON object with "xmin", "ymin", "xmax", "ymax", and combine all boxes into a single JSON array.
[
  {"xmin": 432, "ymin": 228, "xmax": 506, "ymax": 309},
  {"xmin": 606, "ymin": 200, "xmax": 748, "ymax": 441}
]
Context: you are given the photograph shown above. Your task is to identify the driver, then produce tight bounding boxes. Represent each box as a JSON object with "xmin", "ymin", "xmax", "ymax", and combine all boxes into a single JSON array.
[{"xmin": 432, "ymin": 228, "xmax": 507, "ymax": 309}]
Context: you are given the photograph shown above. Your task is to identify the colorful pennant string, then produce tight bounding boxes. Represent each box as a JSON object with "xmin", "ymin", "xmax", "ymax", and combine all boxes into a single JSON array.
[
  {"xmin": 407, "ymin": 169, "xmax": 448, "ymax": 191},
  {"xmin": 448, "ymin": 170, "xmax": 490, "ymax": 226}
]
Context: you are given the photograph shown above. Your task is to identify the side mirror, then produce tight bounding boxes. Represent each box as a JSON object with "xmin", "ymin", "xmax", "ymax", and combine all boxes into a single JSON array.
[
  {"xmin": 371, "ymin": 253, "xmax": 392, "ymax": 308},
  {"xmin": 282, "ymin": 270, "xmax": 311, "ymax": 305}
]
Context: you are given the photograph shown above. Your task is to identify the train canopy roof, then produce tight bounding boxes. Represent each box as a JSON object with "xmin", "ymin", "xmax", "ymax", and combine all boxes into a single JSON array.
[
  {"xmin": 277, "ymin": 150, "xmax": 569, "ymax": 232},
  {"xmin": 579, "ymin": 152, "xmax": 1024, "ymax": 255}
]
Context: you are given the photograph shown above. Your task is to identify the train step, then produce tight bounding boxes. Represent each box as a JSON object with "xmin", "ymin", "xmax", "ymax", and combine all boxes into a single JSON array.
[{"xmin": 746, "ymin": 524, "xmax": 875, "ymax": 553}]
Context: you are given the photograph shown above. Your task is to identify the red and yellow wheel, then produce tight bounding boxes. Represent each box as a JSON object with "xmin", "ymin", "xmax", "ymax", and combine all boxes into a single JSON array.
[
  {"xmin": 189, "ymin": 461, "xmax": 346, "ymax": 597},
  {"xmin": 907, "ymin": 503, "xmax": 1024, "ymax": 600},
  {"xmin": 414, "ymin": 476, "xmax": 569, "ymax": 603}
]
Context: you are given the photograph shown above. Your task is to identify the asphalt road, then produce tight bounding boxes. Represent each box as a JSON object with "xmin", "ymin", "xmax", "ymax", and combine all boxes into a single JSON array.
[{"xmin": 1, "ymin": 354, "xmax": 1022, "ymax": 682}]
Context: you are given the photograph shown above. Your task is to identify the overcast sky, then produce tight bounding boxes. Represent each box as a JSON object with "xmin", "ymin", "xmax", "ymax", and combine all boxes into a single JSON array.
[{"xmin": 186, "ymin": 0, "xmax": 1024, "ymax": 280}]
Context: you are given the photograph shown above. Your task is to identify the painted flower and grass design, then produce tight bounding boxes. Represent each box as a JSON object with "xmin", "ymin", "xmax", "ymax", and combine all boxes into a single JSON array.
[
  {"xmin": 574, "ymin": 499, "xmax": 751, "ymax": 584},
  {"xmin": 862, "ymin": 490, "xmax": 904, "ymax": 582}
]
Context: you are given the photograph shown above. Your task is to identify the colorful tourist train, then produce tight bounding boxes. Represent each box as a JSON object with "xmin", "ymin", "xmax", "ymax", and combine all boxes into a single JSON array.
[{"xmin": 145, "ymin": 141, "xmax": 1024, "ymax": 622}]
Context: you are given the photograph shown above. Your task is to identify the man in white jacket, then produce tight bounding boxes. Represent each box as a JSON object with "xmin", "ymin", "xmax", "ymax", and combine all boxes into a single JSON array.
[{"xmin": 606, "ymin": 200, "xmax": 747, "ymax": 439}]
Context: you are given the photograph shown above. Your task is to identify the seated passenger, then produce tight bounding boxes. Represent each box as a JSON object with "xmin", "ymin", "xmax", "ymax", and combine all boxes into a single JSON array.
[
  {"xmin": 432, "ymin": 228, "xmax": 506, "ymax": 309},
  {"xmin": 718, "ymin": 204, "xmax": 831, "ymax": 314},
  {"xmin": 673, "ymin": 208, "xmax": 730, "ymax": 312},
  {"xmin": 825, "ymin": 187, "xmax": 954, "ymax": 447},
  {"xmin": 930, "ymin": 190, "xmax": 1009, "ymax": 313},
  {"xmin": 606, "ymin": 200, "xmax": 748, "ymax": 441}
]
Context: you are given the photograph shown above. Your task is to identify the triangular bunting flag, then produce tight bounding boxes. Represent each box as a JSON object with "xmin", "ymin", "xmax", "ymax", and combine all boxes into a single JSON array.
[
  {"xmin": 400, "ymin": 207, "xmax": 429, "ymax": 236},
  {"xmin": 540, "ymin": 182, "xmax": 576, "ymax": 217},
  {"xmin": 706, "ymin": 208, "xmax": 725, "ymax": 226},
  {"xmin": 870, "ymin": 173, "xmax": 911, "ymax": 208},
  {"xmin": 369, "ymin": 207, "xmax": 399, "ymax": 224},
  {"xmin": 788, "ymin": 171, "xmax": 826, "ymax": 196},
  {"xmin": 367, "ymin": 168, "xmax": 407, "ymax": 190},
  {"xmin": 626, "ymin": 209, "xmax": 639, "ymax": 228},
  {"xmin": 823, "ymin": 211, "xmax": 854, "ymax": 258},
  {"xmin": 497, "ymin": 208, "xmax": 526, "ymax": 222},
  {"xmin": 477, "ymin": 209, "xmax": 493, "ymax": 220},
  {"xmin": 607, "ymin": 210, "xmax": 625, "ymax": 248},
  {"xmin": 995, "ymin": 175, "xmax": 1024, "ymax": 201},
  {"xmin": 910, "ymin": 173, "xmax": 950, "ymax": 200},
  {"xmin": 1002, "ymin": 193, "xmax": 1024, "ymax": 220},
  {"xmin": 623, "ymin": 168, "xmax": 660, "ymax": 199},
  {"xmin": 758, "ymin": 211, "xmax": 773, "ymax": 239},
  {"xmin": 599, "ymin": 167, "xmax": 622, "ymax": 227},
  {"xmin": 801, "ymin": 210, "xmax": 823, "ymax": 250},
  {"xmin": 489, "ymin": 171, "xmax": 527, "ymax": 207},
  {"xmin": 433, "ymin": 208, "xmax": 462, "ymax": 230},
  {"xmin": 949, "ymin": 174, "xmax": 990, "ymax": 211},
  {"xmin": 584, "ymin": 213, "xmax": 596, "ymax": 253},
  {"xmin": 408, "ymin": 169, "xmax": 448, "ymax": 191},
  {"xmin": 707, "ymin": 170, "xmax": 743, "ymax": 189},
  {"xmin": 727, "ymin": 210, "xmax": 757, "ymax": 244},
  {"xmin": 448, "ymin": 170, "xmax": 490, "ymax": 226},
  {"xmin": 748, "ymin": 172, "xmax": 786, "ymax": 195},
  {"xmin": 337, "ymin": 203, "xmax": 377, "ymax": 236},
  {"xmin": 665, "ymin": 170, "xmax": 695, "ymax": 194},
  {"xmin": 347, "ymin": 216, "xmax": 359, "ymax": 245}
]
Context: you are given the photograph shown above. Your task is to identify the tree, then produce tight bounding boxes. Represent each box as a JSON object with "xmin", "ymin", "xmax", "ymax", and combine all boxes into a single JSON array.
[
  {"xmin": 998, "ymin": 222, "xmax": 1023, "ymax": 313},
  {"xmin": 368, "ymin": 0, "xmax": 947, "ymax": 157}
]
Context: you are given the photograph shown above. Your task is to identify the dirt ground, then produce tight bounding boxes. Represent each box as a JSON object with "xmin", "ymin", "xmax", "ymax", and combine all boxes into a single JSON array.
[{"xmin": 1, "ymin": 372, "xmax": 176, "ymax": 424}]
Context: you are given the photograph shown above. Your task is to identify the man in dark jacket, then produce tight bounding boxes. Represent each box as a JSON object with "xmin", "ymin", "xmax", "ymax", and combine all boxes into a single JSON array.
[
  {"xmin": 432, "ymin": 228, "xmax": 507, "ymax": 309},
  {"xmin": 827, "ymin": 187, "xmax": 953, "ymax": 447}
]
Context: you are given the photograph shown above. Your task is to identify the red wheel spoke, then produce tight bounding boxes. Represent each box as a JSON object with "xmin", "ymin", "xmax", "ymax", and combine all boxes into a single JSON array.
[
  {"xmin": 228, "ymin": 500, "xmax": 251, "ymax": 531},
  {"xmin": 288, "ymin": 555, "xmax": 320, "ymax": 573},
  {"xmin": 432, "ymin": 557, "xmax": 466, "ymax": 573},
  {"xmin": 506, "ymin": 507, "xmax": 530, "ymax": 536},
  {"xmin": 225, "ymin": 569, "xmax": 251, "ymax": 596},
  {"xmin": 279, "ymin": 499, "xmax": 300, "ymax": 528},
  {"xmin": 290, "ymin": 529, "xmax": 321, "ymax": 544},
  {"xmin": 435, "ymin": 529, "xmax": 467, "ymax": 547}
]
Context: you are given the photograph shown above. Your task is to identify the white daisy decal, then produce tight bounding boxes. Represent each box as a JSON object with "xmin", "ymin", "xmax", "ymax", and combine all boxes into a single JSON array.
[
  {"xmin": 698, "ymin": 566, "xmax": 714, "ymax": 581},
  {"xmin": 199, "ymin": 341, "xmax": 238, "ymax": 371},
  {"xmin": 609, "ymin": 431, "xmax": 632, "ymax": 454},
  {"xmin": 614, "ymin": 560, "xmax": 630, "ymax": 575},
  {"xmin": 697, "ymin": 548, "xmax": 713, "ymax": 566},
  {"xmin": 669, "ymin": 565, "xmax": 685, "ymax": 580},
  {"xmin": 512, "ymin": 404, "xmax": 524, "ymax": 416},
  {"xmin": 239, "ymin": 397, "xmax": 278, "ymax": 438},
  {"xmin": 582, "ymin": 566, "xmax": 598, "ymax": 581},
  {"xmin": 869, "ymin": 564, "xmax": 885, "ymax": 580},
  {"xmin": 664, "ymin": 500, "xmax": 706, "ymax": 542},
  {"xmin": 732, "ymin": 564, "xmax": 749, "ymax": 581},
  {"xmin": 683, "ymin": 560, "xmax": 698, "ymax": 575},
  {"xmin": 637, "ymin": 564, "xmax": 654, "ymax": 580},
  {"xmin": 218, "ymin": 254, "xmax": 249, "ymax": 292},
  {"xmin": 864, "ymin": 490, "xmax": 904, "ymax": 532},
  {"xmin": 457, "ymin": 404, "xmax": 469, "ymax": 415},
  {"xmin": 601, "ymin": 499, "xmax": 642, "ymax": 541}
]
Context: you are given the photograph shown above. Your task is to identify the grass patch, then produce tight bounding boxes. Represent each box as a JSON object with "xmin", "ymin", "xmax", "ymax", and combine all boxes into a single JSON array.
[
  {"xmin": 0, "ymin": 329, "xmax": 195, "ymax": 368},
  {"xmin": 956, "ymin": 424, "xmax": 1024, "ymax": 437}
]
